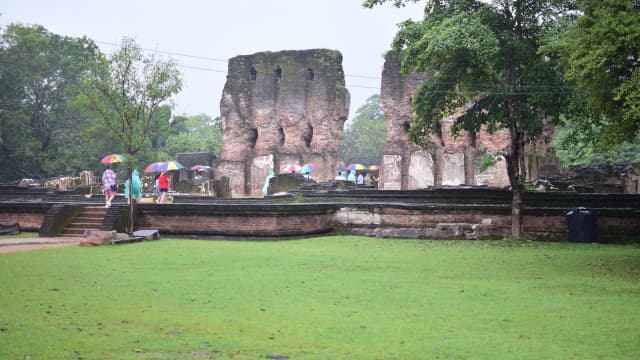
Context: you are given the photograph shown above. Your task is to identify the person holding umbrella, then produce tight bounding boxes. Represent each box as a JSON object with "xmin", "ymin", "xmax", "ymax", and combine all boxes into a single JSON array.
[
  {"xmin": 100, "ymin": 154, "xmax": 126, "ymax": 208},
  {"xmin": 145, "ymin": 161, "xmax": 183, "ymax": 204},
  {"xmin": 102, "ymin": 165, "xmax": 117, "ymax": 208}
]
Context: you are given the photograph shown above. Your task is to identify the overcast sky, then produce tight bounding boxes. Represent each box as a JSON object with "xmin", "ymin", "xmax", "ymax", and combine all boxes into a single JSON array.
[{"xmin": 2, "ymin": 0, "xmax": 424, "ymax": 120}]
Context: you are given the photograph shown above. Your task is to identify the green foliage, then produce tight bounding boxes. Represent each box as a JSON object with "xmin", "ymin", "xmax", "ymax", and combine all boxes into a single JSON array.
[
  {"xmin": 0, "ymin": 24, "xmax": 219, "ymax": 182},
  {"xmin": 341, "ymin": 94, "xmax": 386, "ymax": 165},
  {"xmin": 80, "ymin": 37, "xmax": 182, "ymax": 234},
  {"xmin": 82, "ymin": 37, "xmax": 182, "ymax": 162},
  {"xmin": 390, "ymin": 1, "xmax": 572, "ymax": 149},
  {"xmin": 370, "ymin": 0, "xmax": 576, "ymax": 236},
  {"xmin": 553, "ymin": 123, "xmax": 640, "ymax": 166},
  {"xmin": 158, "ymin": 114, "xmax": 223, "ymax": 156},
  {"xmin": 353, "ymin": 93, "xmax": 385, "ymax": 122},
  {"xmin": 362, "ymin": 0, "xmax": 422, "ymax": 8},
  {"xmin": 553, "ymin": 0, "xmax": 640, "ymax": 147},
  {"xmin": 0, "ymin": 24, "xmax": 103, "ymax": 179},
  {"xmin": 0, "ymin": 237, "xmax": 639, "ymax": 358},
  {"xmin": 477, "ymin": 153, "xmax": 497, "ymax": 173}
]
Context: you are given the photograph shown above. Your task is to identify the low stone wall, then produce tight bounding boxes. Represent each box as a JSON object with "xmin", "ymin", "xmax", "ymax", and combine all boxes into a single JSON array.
[
  {"xmin": 0, "ymin": 203, "xmax": 48, "ymax": 231},
  {"xmin": 1, "ymin": 188, "xmax": 639, "ymax": 242},
  {"xmin": 336, "ymin": 204, "xmax": 513, "ymax": 239},
  {"xmin": 136, "ymin": 203, "xmax": 336, "ymax": 238}
]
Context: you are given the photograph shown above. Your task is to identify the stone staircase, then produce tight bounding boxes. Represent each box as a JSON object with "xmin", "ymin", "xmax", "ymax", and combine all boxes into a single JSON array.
[{"xmin": 60, "ymin": 205, "xmax": 106, "ymax": 237}]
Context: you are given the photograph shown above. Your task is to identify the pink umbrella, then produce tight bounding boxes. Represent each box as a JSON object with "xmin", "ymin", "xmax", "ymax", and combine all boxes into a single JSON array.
[
  {"xmin": 282, "ymin": 164, "xmax": 302, "ymax": 173},
  {"xmin": 190, "ymin": 165, "xmax": 211, "ymax": 171}
]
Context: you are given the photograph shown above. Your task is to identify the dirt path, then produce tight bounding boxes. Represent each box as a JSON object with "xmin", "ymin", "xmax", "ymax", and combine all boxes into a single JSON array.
[{"xmin": 0, "ymin": 237, "xmax": 81, "ymax": 254}]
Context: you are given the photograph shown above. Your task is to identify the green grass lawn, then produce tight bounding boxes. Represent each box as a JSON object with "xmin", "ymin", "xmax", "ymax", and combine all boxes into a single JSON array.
[
  {"xmin": 1, "ymin": 236, "xmax": 638, "ymax": 359},
  {"xmin": 0, "ymin": 231, "xmax": 39, "ymax": 239}
]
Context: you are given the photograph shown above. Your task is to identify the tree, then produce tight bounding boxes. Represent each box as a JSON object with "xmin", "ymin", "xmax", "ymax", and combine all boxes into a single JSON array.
[
  {"xmin": 0, "ymin": 24, "xmax": 102, "ymax": 180},
  {"xmin": 341, "ymin": 94, "xmax": 386, "ymax": 165},
  {"xmin": 83, "ymin": 37, "xmax": 182, "ymax": 234},
  {"xmin": 158, "ymin": 114, "xmax": 223, "ymax": 159},
  {"xmin": 553, "ymin": 123, "xmax": 640, "ymax": 166},
  {"xmin": 364, "ymin": 0, "xmax": 575, "ymax": 237},
  {"xmin": 552, "ymin": 0, "xmax": 640, "ymax": 148}
]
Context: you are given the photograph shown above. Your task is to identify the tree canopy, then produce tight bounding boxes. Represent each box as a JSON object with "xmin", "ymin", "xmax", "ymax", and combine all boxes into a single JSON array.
[
  {"xmin": 81, "ymin": 37, "xmax": 182, "ymax": 234},
  {"xmin": 553, "ymin": 0, "xmax": 640, "ymax": 148},
  {"xmin": 365, "ymin": 0, "xmax": 576, "ymax": 236},
  {"xmin": 0, "ymin": 23, "xmax": 103, "ymax": 179},
  {"xmin": 83, "ymin": 37, "xmax": 182, "ymax": 163},
  {"xmin": 158, "ymin": 114, "xmax": 223, "ymax": 160},
  {"xmin": 341, "ymin": 94, "xmax": 386, "ymax": 166}
]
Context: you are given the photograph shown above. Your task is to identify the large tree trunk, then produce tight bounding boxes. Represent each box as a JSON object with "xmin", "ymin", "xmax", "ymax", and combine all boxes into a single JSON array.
[{"xmin": 511, "ymin": 179, "xmax": 523, "ymax": 238}]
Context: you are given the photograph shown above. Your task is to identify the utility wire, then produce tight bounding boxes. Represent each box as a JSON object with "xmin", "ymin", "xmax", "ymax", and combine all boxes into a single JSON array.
[
  {"xmin": 3, "ymin": 32, "xmax": 571, "ymax": 93},
  {"xmin": 96, "ymin": 39, "xmax": 575, "ymax": 92},
  {"xmin": 94, "ymin": 39, "xmax": 383, "ymax": 81},
  {"xmin": 94, "ymin": 40, "xmax": 228, "ymax": 63}
]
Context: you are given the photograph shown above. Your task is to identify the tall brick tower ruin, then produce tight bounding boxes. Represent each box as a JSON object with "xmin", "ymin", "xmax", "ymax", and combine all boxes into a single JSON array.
[{"xmin": 216, "ymin": 49, "xmax": 350, "ymax": 196}]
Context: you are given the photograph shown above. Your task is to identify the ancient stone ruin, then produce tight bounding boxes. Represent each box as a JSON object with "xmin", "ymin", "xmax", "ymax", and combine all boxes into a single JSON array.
[
  {"xmin": 216, "ymin": 49, "xmax": 350, "ymax": 196},
  {"xmin": 379, "ymin": 53, "xmax": 560, "ymax": 190}
]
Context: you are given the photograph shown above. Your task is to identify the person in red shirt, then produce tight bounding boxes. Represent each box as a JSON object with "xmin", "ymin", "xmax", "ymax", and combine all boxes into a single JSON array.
[{"xmin": 157, "ymin": 171, "xmax": 170, "ymax": 204}]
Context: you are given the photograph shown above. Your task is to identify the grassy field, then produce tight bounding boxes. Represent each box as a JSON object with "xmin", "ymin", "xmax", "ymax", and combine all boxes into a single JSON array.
[
  {"xmin": 0, "ymin": 236, "xmax": 639, "ymax": 359},
  {"xmin": 0, "ymin": 231, "xmax": 39, "ymax": 239}
]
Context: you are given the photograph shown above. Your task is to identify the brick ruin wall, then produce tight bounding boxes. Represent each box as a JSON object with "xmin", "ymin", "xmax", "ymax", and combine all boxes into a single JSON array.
[
  {"xmin": 0, "ymin": 211, "xmax": 44, "ymax": 231},
  {"xmin": 379, "ymin": 53, "xmax": 561, "ymax": 190},
  {"xmin": 216, "ymin": 49, "xmax": 350, "ymax": 196}
]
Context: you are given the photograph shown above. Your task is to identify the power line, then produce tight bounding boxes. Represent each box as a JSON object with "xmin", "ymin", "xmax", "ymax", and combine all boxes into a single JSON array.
[
  {"xmin": 177, "ymin": 64, "xmax": 227, "ymax": 73},
  {"xmin": 94, "ymin": 40, "xmax": 228, "ymax": 63},
  {"xmin": 94, "ymin": 39, "xmax": 383, "ymax": 81},
  {"xmin": 4, "ymin": 30, "xmax": 571, "ymax": 93}
]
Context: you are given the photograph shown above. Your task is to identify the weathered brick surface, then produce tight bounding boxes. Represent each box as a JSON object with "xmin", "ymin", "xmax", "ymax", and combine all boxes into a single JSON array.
[
  {"xmin": 380, "ymin": 53, "xmax": 556, "ymax": 189},
  {"xmin": 217, "ymin": 49, "xmax": 350, "ymax": 196},
  {"xmin": 0, "ymin": 212, "xmax": 44, "ymax": 231},
  {"xmin": 1, "ymin": 188, "xmax": 637, "ymax": 242},
  {"xmin": 143, "ymin": 212, "xmax": 334, "ymax": 237}
]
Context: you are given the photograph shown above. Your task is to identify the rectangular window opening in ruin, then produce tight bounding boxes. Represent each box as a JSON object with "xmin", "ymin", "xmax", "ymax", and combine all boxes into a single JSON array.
[
  {"xmin": 275, "ymin": 67, "xmax": 282, "ymax": 81},
  {"xmin": 278, "ymin": 127, "xmax": 285, "ymax": 146},
  {"xmin": 249, "ymin": 128, "xmax": 258, "ymax": 149},
  {"xmin": 306, "ymin": 68, "xmax": 314, "ymax": 81}
]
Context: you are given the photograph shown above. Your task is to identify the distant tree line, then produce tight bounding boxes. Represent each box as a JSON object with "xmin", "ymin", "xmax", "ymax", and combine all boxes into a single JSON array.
[{"xmin": 0, "ymin": 23, "xmax": 222, "ymax": 182}]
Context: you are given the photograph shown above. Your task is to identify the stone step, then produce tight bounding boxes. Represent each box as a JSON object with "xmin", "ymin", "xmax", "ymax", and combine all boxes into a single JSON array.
[
  {"xmin": 77, "ymin": 214, "xmax": 103, "ymax": 219},
  {"xmin": 79, "ymin": 210, "xmax": 107, "ymax": 216},
  {"xmin": 69, "ymin": 222, "xmax": 102, "ymax": 229},
  {"xmin": 61, "ymin": 228, "xmax": 89, "ymax": 236},
  {"xmin": 60, "ymin": 233, "xmax": 85, "ymax": 238},
  {"xmin": 73, "ymin": 216, "xmax": 104, "ymax": 223}
]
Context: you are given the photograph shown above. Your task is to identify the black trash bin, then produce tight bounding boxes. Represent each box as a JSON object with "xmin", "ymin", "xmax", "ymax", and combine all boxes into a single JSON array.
[{"xmin": 566, "ymin": 207, "xmax": 597, "ymax": 243}]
